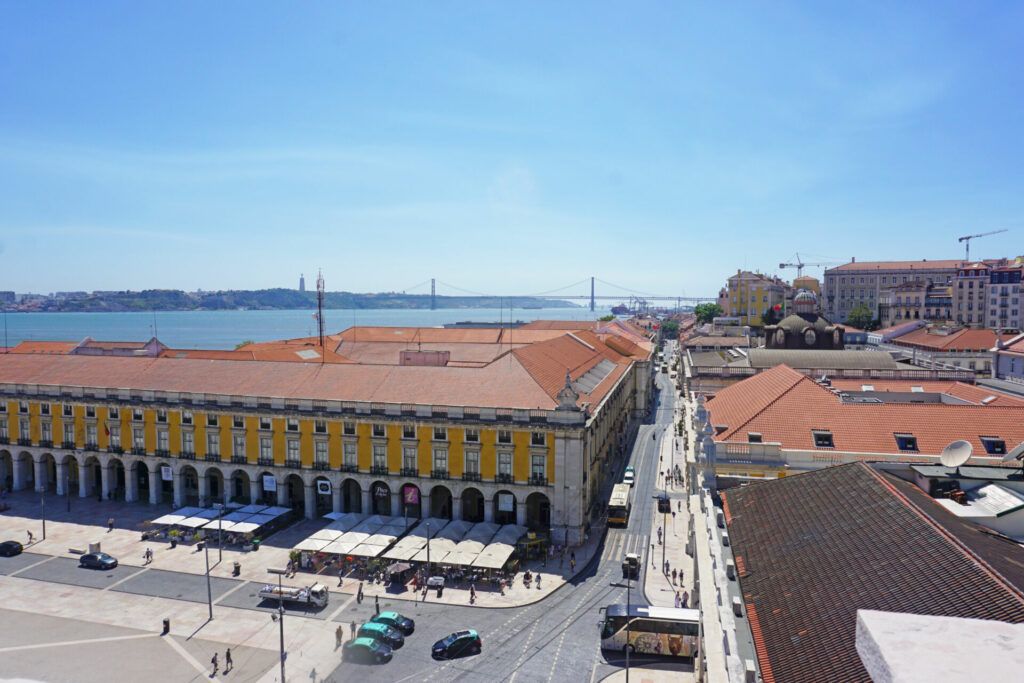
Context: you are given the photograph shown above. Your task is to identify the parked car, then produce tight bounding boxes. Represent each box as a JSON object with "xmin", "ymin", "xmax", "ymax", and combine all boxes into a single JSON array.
[
  {"xmin": 0, "ymin": 540, "xmax": 24, "ymax": 557},
  {"xmin": 358, "ymin": 622, "xmax": 405, "ymax": 649},
  {"xmin": 79, "ymin": 552, "xmax": 118, "ymax": 569},
  {"xmin": 371, "ymin": 611, "xmax": 415, "ymax": 635},
  {"xmin": 342, "ymin": 637, "xmax": 393, "ymax": 664},
  {"xmin": 432, "ymin": 630, "xmax": 482, "ymax": 659},
  {"xmin": 623, "ymin": 471, "xmax": 635, "ymax": 487}
]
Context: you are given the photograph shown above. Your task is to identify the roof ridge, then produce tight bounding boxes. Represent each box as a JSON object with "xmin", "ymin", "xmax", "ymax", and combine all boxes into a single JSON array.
[{"xmin": 865, "ymin": 465, "xmax": 1024, "ymax": 606}]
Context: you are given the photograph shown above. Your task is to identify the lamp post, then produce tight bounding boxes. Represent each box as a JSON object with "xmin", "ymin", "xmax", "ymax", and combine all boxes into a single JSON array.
[
  {"xmin": 268, "ymin": 567, "xmax": 287, "ymax": 682},
  {"xmin": 426, "ymin": 521, "xmax": 431, "ymax": 571},
  {"xmin": 40, "ymin": 486, "xmax": 46, "ymax": 541},
  {"xmin": 214, "ymin": 502, "xmax": 224, "ymax": 564},
  {"xmin": 625, "ymin": 552, "xmax": 633, "ymax": 683},
  {"xmin": 204, "ymin": 532, "xmax": 213, "ymax": 620}
]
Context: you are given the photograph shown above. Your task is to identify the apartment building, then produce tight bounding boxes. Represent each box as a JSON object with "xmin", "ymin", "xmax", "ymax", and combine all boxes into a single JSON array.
[
  {"xmin": 724, "ymin": 270, "xmax": 791, "ymax": 327},
  {"xmin": 986, "ymin": 264, "xmax": 1023, "ymax": 331},
  {"xmin": 0, "ymin": 323, "xmax": 653, "ymax": 545},
  {"xmin": 823, "ymin": 259, "xmax": 960, "ymax": 323}
]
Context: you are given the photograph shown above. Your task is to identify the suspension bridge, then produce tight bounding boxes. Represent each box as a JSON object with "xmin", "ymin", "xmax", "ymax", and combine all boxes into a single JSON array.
[{"xmin": 399, "ymin": 277, "xmax": 717, "ymax": 311}]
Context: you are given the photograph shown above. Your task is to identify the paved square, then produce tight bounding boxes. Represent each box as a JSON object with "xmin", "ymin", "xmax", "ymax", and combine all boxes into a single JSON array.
[
  {"xmin": 112, "ymin": 567, "xmax": 242, "ymax": 604},
  {"xmin": 16, "ymin": 556, "xmax": 143, "ymax": 589},
  {"xmin": 0, "ymin": 551, "xmax": 51, "ymax": 576},
  {"xmin": 216, "ymin": 580, "xmax": 332, "ymax": 619}
]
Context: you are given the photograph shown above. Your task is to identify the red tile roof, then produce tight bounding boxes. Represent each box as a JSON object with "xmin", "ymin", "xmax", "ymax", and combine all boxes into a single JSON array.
[
  {"xmin": 708, "ymin": 365, "xmax": 1024, "ymax": 460},
  {"xmin": 827, "ymin": 259, "xmax": 962, "ymax": 272},
  {"xmin": 722, "ymin": 462, "xmax": 1024, "ymax": 683},
  {"xmin": 828, "ymin": 379, "xmax": 1024, "ymax": 406},
  {"xmin": 8, "ymin": 340, "xmax": 78, "ymax": 354},
  {"xmin": 891, "ymin": 326, "xmax": 1016, "ymax": 351}
]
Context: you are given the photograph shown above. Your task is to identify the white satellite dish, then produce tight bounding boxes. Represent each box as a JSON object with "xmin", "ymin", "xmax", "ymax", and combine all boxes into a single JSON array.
[
  {"xmin": 940, "ymin": 440, "xmax": 973, "ymax": 469},
  {"xmin": 1002, "ymin": 441, "xmax": 1024, "ymax": 463}
]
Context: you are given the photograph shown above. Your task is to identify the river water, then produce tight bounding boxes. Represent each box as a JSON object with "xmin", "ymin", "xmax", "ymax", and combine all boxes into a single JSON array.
[{"xmin": 0, "ymin": 307, "xmax": 614, "ymax": 350}]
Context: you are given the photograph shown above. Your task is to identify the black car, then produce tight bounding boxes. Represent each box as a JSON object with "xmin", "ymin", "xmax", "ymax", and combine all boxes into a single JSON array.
[
  {"xmin": 79, "ymin": 552, "xmax": 118, "ymax": 569},
  {"xmin": 343, "ymin": 637, "xmax": 393, "ymax": 664},
  {"xmin": 432, "ymin": 630, "xmax": 482, "ymax": 659},
  {"xmin": 0, "ymin": 540, "xmax": 24, "ymax": 557},
  {"xmin": 371, "ymin": 611, "xmax": 415, "ymax": 636}
]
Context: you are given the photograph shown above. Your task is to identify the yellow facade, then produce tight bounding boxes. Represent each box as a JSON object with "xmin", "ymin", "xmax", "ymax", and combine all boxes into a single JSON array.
[{"xmin": 726, "ymin": 271, "xmax": 789, "ymax": 327}]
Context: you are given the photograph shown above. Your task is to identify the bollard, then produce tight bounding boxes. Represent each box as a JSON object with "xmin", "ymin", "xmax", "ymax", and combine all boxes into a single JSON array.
[
  {"xmin": 162, "ymin": 618, "xmax": 170, "ymax": 635},
  {"xmin": 233, "ymin": 561, "xmax": 241, "ymax": 577}
]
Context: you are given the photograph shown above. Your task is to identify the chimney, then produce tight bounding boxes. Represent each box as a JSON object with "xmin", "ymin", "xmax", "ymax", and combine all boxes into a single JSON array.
[{"xmin": 851, "ymin": 257, "xmax": 856, "ymax": 263}]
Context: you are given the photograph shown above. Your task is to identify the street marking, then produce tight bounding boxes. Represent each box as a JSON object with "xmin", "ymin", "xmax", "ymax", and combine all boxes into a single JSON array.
[
  {"xmin": 212, "ymin": 579, "xmax": 249, "ymax": 605},
  {"xmin": 326, "ymin": 591, "xmax": 357, "ymax": 621},
  {"xmin": 0, "ymin": 632, "xmax": 157, "ymax": 653},
  {"xmin": 163, "ymin": 632, "xmax": 210, "ymax": 676},
  {"xmin": 103, "ymin": 566, "xmax": 149, "ymax": 591},
  {"xmin": 546, "ymin": 625, "xmax": 569, "ymax": 680},
  {"xmin": 7, "ymin": 554, "xmax": 57, "ymax": 577}
]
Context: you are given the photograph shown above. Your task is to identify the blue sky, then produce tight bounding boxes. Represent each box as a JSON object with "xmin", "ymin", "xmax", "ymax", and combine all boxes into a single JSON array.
[{"xmin": 1, "ymin": 2, "xmax": 1022, "ymax": 299}]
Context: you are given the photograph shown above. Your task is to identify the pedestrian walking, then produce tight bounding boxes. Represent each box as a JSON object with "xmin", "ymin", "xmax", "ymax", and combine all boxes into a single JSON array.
[
  {"xmin": 570, "ymin": 558, "xmax": 576, "ymax": 572},
  {"xmin": 674, "ymin": 592, "xmax": 681, "ymax": 608},
  {"xmin": 570, "ymin": 551, "xmax": 576, "ymax": 564},
  {"xmin": 335, "ymin": 624, "xmax": 343, "ymax": 647},
  {"xmin": 26, "ymin": 530, "xmax": 34, "ymax": 544},
  {"xmin": 672, "ymin": 568, "xmax": 677, "ymax": 583},
  {"xmin": 357, "ymin": 582, "xmax": 364, "ymax": 604},
  {"xmin": 470, "ymin": 583, "xmax": 476, "ymax": 604},
  {"xmin": 374, "ymin": 593, "xmax": 380, "ymax": 615},
  {"xmin": 337, "ymin": 567, "xmax": 345, "ymax": 587},
  {"xmin": 350, "ymin": 620, "xmax": 357, "ymax": 640},
  {"xmin": 682, "ymin": 589, "xmax": 689, "ymax": 608},
  {"xmin": 210, "ymin": 652, "xmax": 218, "ymax": 676},
  {"xmin": 107, "ymin": 517, "xmax": 115, "ymax": 533},
  {"xmin": 225, "ymin": 649, "xmax": 232, "ymax": 673}
]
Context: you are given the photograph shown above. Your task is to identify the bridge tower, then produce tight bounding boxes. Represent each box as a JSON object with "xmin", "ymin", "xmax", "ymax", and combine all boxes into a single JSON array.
[
  {"xmin": 590, "ymin": 276, "xmax": 595, "ymax": 312},
  {"xmin": 431, "ymin": 278, "xmax": 436, "ymax": 310}
]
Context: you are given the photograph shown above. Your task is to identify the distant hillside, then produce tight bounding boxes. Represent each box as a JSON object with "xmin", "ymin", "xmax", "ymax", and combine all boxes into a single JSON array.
[{"xmin": 29, "ymin": 289, "xmax": 578, "ymax": 312}]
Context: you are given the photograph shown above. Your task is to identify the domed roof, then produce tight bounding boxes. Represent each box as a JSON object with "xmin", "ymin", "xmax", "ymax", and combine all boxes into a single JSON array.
[
  {"xmin": 794, "ymin": 290, "xmax": 817, "ymax": 304},
  {"xmin": 776, "ymin": 312, "xmax": 832, "ymax": 333}
]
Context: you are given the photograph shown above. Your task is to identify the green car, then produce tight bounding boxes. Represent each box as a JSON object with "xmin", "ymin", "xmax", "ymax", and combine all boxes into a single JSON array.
[
  {"xmin": 358, "ymin": 621, "xmax": 405, "ymax": 649},
  {"xmin": 343, "ymin": 637, "xmax": 393, "ymax": 664},
  {"xmin": 371, "ymin": 611, "xmax": 415, "ymax": 635}
]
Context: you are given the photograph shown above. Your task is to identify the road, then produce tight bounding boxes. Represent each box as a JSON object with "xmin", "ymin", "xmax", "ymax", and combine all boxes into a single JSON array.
[{"xmin": 323, "ymin": 369, "xmax": 684, "ymax": 682}]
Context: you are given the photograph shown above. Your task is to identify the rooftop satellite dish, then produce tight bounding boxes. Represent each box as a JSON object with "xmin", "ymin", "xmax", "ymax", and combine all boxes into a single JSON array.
[
  {"xmin": 940, "ymin": 440, "xmax": 973, "ymax": 470},
  {"xmin": 1002, "ymin": 441, "xmax": 1024, "ymax": 463}
]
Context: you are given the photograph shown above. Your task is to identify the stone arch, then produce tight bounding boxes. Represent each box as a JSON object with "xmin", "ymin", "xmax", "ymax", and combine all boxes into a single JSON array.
[
  {"xmin": 312, "ymin": 475, "xmax": 332, "ymax": 515},
  {"xmin": 284, "ymin": 473, "xmax": 305, "ymax": 512},
  {"xmin": 106, "ymin": 457, "xmax": 127, "ymax": 501},
  {"xmin": 229, "ymin": 468, "xmax": 251, "ymax": 504},
  {"xmin": 256, "ymin": 470, "xmax": 276, "ymax": 506},
  {"xmin": 370, "ymin": 480, "xmax": 391, "ymax": 516},
  {"xmin": 0, "ymin": 449, "xmax": 12, "ymax": 493},
  {"xmin": 38, "ymin": 452, "xmax": 59, "ymax": 492},
  {"xmin": 342, "ymin": 477, "xmax": 362, "ymax": 513},
  {"xmin": 14, "ymin": 451, "xmax": 33, "ymax": 491},
  {"xmin": 398, "ymin": 483, "xmax": 422, "ymax": 519},
  {"xmin": 525, "ymin": 491, "xmax": 551, "ymax": 531},
  {"xmin": 460, "ymin": 487, "xmax": 484, "ymax": 523},
  {"xmin": 132, "ymin": 459, "xmax": 151, "ymax": 503},
  {"xmin": 429, "ymin": 484, "xmax": 453, "ymax": 520},
  {"xmin": 493, "ymin": 489, "xmax": 517, "ymax": 525},
  {"xmin": 204, "ymin": 465, "xmax": 225, "ymax": 505},
  {"xmin": 178, "ymin": 464, "xmax": 200, "ymax": 506},
  {"xmin": 81, "ymin": 454, "xmax": 102, "ymax": 499}
]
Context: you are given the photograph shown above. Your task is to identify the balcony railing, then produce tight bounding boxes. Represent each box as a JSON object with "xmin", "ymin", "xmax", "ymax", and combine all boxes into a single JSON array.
[
  {"xmin": 461, "ymin": 471, "xmax": 482, "ymax": 482},
  {"xmin": 39, "ymin": 439, "xmax": 53, "ymax": 448},
  {"xmin": 400, "ymin": 467, "xmax": 419, "ymax": 477},
  {"xmin": 284, "ymin": 458, "xmax": 302, "ymax": 469},
  {"xmin": 86, "ymin": 442, "xmax": 98, "ymax": 450},
  {"xmin": 62, "ymin": 440, "xmax": 76, "ymax": 449},
  {"xmin": 0, "ymin": 436, "xmax": 9, "ymax": 445},
  {"xmin": 340, "ymin": 463, "xmax": 360, "ymax": 473},
  {"xmin": 231, "ymin": 455, "xmax": 248, "ymax": 464},
  {"xmin": 204, "ymin": 453, "xmax": 221, "ymax": 462},
  {"xmin": 107, "ymin": 445, "xmax": 124, "ymax": 454},
  {"xmin": 370, "ymin": 465, "xmax": 389, "ymax": 475},
  {"xmin": 529, "ymin": 474, "xmax": 549, "ymax": 486},
  {"xmin": 494, "ymin": 473, "xmax": 513, "ymax": 484},
  {"xmin": 431, "ymin": 469, "xmax": 450, "ymax": 480},
  {"xmin": 258, "ymin": 456, "xmax": 275, "ymax": 467},
  {"xmin": 311, "ymin": 461, "xmax": 331, "ymax": 471},
  {"xmin": 179, "ymin": 451, "xmax": 196, "ymax": 460},
  {"xmin": 155, "ymin": 449, "xmax": 170, "ymax": 457},
  {"xmin": 132, "ymin": 447, "xmax": 147, "ymax": 456},
  {"xmin": 17, "ymin": 438, "xmax": 32, "ymax": 447}
]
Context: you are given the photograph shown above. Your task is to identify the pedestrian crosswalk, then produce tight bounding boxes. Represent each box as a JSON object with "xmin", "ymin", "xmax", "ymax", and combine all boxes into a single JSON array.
[{"xmin": 600, "ymin": 531, "xmax": 649, "ymax": 563}]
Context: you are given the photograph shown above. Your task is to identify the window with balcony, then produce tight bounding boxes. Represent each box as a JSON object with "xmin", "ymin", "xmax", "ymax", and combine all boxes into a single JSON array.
[
  {"xmin": 465, "ymin": 450, "xmax": 480, "ymax": 474},
  {"xmin": 233, "ymin": 434, "xmax": 246, "ymax": 458},
  {"xmin": 87, "ymin": 424, "xmax": 97, "ymax": 446},
  {"xmin": 498, "ymin": 452, "xmax": 513, "ymax": 475},
  {"xmin": 109, "ymin": 425, "xmax": 120, "ymax": 448},
  {"xmin": 182, "ymin": 411, "xmax": 193, "ymax": 425},
  {"xmin": 531, "ymin": 432, "xmax": 546, "ymax": 447},
  {"xmin": 207, "ymin": 432, "xmax": 220, "ymax": 456},
  {"xmin": 433, "ymin": 447, "xmax": 448, "ymax": 473},
  {"xmin": 372, "ymin": 424, "xmax": 386, "ymax": 438},
  {"xmin": 433, "ymin": 426, "xmax": 447, "ymax": 441},
  {"xmin": 41, "ymin": 421, "xmax": 51, "ymax": 442},
  {"xmin": 343, "ymin": 442, "xmax": 358, "ymax": 467},
  {"xmin": 260, "ymin": 437, "xmax": 273, "ymax": 460},
  {"xmin": 498, "ymin": 430, "xmax": 512, "ymax": 445},
  {"xmin": 314, "ymin": 420, "xmax": 327, "ymax": 434},
  {"xmin": 286, "ymin": 418, "xmax": 299, "ymax": 432},
  {"xmin": 344, "ymin": 422, "xmax": 356, "ymax": 436},
  {"xmin": 315, "ymin": 440, "xmax": 328, "ymax": 465},
  {"xmin": 182, "ymin": 431, "xmax": 194, "ymax": 454},
  {"xmin": 63, "ymin": 403, "xmax": 73, "ymax": 417},
  {"xmin": 465, "ymin": 428, "xmax": 479, "ymax": 443},
  {"xmin": 531, "ymin": 454, "xmax": 546, "ymax": 479},
  {"xmin": 373, "ymin": 444, "xmax": 387, "ymax": 470},
  {"xmin": 403, "ymin": 425, "xmax": 416, "ymax": 439},
  {"xmin": 403, "ymin": 446, "xmax": 418, "ymax": 472},
  {"xmin": 63, "ymin": 423, "xmax": 74, "ymax": 445},
  {"xmin": 286, "ymin": 439, "xmax": 300, "ymax": 461},
  {"xmin": 133, "ymin": 428, "xmax": 144, "ymax": 449},
  {"xmin": 233, "ymin": 415, "xmax": 244, "ymax": 428}
]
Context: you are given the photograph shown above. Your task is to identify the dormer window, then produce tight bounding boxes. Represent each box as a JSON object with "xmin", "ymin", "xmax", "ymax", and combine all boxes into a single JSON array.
[
  {"xmin": 747, "ymin": 433, "xmax": 763, "ymax": 444},
  {"xmin": 980, "ymin": 437, "xmax": 1006, "ymax": 455},
  {"xmin": 894, "ymin": 433, "xmax": 918, "ymax": 451},
  {"xmin": 812, "ymin": 430, "xmax": 834, "ymax": 448}
]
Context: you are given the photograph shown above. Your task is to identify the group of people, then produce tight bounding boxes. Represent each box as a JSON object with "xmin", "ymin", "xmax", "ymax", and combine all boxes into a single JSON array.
[
  {"xmin": 674, "ymin": 589, "xmax": 690, "ymax": 609},
  {"xmin": 209, "ymin": 649, "xmax": 233, "ymax": 676}
]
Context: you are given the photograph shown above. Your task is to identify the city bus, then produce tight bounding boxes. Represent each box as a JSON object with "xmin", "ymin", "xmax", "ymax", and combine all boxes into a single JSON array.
[
  {"xmin": 599, "ymin": 604, "xmax": 700, "ymax": 658},
  {"xmin": 608, "ymin": 483, "xmax": 632, "ymax": 526}
]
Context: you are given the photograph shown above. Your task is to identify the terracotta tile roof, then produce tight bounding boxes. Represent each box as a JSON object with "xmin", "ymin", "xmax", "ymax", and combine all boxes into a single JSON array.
[
  {"xmin": 81, "ymin": 340, "xmax": 149, "ymax": 349},
  {"xmin": 709, "ymin": 365, "xmax": 1024, "ymax": 459},
  {"xmin": 519, "ymin": 320, "xmax": 599, "ymax": 330},
  {"xmin": 826, "ymin": 259, "xmax": 962, "ymax": 272},
  {"xmin": 8, "ymin": 340, "xmax": 78, "ymax": 354},
  {"xmin": 160, "ymin": 349, "xmax": 257, "ymax": 361},
  {"xmin": 891, "ymin": 327, "xmax": 1016, "ymax": 351},
  {"xmin": 828, "ymin": 379, "xmax": 1024, "ymax": 406},
  {"xmin": 722, "ymin": 462, "xmax": 1024, "ymax": 683}
]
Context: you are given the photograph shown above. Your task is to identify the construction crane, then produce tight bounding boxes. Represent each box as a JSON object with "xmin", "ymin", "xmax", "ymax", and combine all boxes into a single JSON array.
[
  {"xmin": 959, "ymin": 229, "xmax": 1008, "ymax": 261},
  {"xmin": 778, "ymin": 253, "xmax": 838, "ymax": 278}
]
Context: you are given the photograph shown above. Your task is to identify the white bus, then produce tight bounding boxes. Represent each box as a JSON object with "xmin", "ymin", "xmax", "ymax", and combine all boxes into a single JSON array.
[
  {"xmin": 608, "ymin": 483, "xmax": 632, "ymax": 526},
  {"xmin": 599, "ymin": 604, "xmax": 700, "ymax": 658}
]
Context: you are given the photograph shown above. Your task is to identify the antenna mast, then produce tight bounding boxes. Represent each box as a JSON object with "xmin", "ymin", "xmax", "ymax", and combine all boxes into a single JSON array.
[{"xmin": 316, "ymin": 269, "xmax": 325, "ymax": 354}]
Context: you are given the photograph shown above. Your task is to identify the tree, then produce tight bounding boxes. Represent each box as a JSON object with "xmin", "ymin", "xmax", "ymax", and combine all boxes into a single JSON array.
[
  {"xmin": 694, "ymin": 303, "xmax": 724, "ymax": 324},
  {"xmin": 660, "ymin": 320, "xmax": 680, "ymax": 340},
  {"xmin": 234, "ymin": 340, "xmax": 255, "ymax": 350},
  {"xmin": 598, "ymin": 314, "xmax": 615, "ymax": 322},
  {"xmin": 846, "ymin": 304, "xmax": 874, "ymax": 330},
  {"xmin": 761, "ymin": 304, "xmax": 784, "ymax": 327}
]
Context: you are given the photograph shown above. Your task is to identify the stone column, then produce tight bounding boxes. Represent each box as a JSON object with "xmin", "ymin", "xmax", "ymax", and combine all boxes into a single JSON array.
[
  {"xmin": 149, "ymin": 467, "xmax": 161, "ymax": 505},
  {"xmin": 0, "ymin": 456, "xmax": 7, "ymax": 493},
  {"xmin": 361, "ymin": 487, "xmax": 371, "ymax": 515},
  {"xmin": 332, "ymin": 485, "xmax": 342, "ymax": 514},
  {"xmin": 452, "ymin": 496, "xmax": 463, "ymax": 521},
  {"xmin": 304, "ymin": 482, "xmax": 316, "ymax": 520},
  {"xmin": 277, "ymin": 478, "xmax": 290, "ymax": 507},
  {"xmin": 34, "ymin": 458, "xmax": 47, "ymax": 493},
  {"xmin": 483, "ymin": 497, "xmax": 494, "ymax": 523},
  {"xmin": 197, "ymin": 472, "xmax": 209, "ymax": 507},
  {"xmin": 55, "ymin": 460, "xmax": 67, "ymax": 496},
  {"xmin": 172, "ymin": 470, "xmax": 184, "ymax": 508},
  {"xmin": 124, "ymin": 466, "xmax": 139, "ymax": 503},
  {"xmin": 79, "ymin": 463, "xmax": 91, "ymax": 498},
  {"xmin": 390, "ymin": 491, "xmax": 401, "ymax": 518},
  {"xmin": 249, "ymin": 478, "xmax": 261, "ymax": 505},
  {"xmin": 223, "ymin": 477, "xmax": 232, "ymax": 505},
  {"xmin": 516, "ymin": 500, "xmax": 527, "ymax": 527},
  {"xmin": 100, "ymin": 463, "xmax": 112, "ymax": 500},
  {"xmin": 12, "ymin": 458, "xmax": 26, "ymax": 491}
]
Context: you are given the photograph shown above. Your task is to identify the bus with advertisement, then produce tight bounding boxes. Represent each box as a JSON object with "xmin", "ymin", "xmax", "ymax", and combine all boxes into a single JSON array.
[{"xmin": 599, "ymin": 605, "xmax": 700, "ymax": 658}]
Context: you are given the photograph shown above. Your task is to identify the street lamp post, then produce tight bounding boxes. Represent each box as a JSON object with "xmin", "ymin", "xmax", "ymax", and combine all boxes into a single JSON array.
[
  {"xmin": 204, "ymin": 533, "xmax": 213, "ymax": 620},
  {"xmin": 40, "ymin": 487, "xmax": 46, "ymax": 541},
  {"xmin": 268, "ymin": 568, "xmax": 287, "ymax": 682},
  {"xmin": 626, "ymin": 554, "xmax": 632, "ymax": 683},
  {"xmin": 214, "ymin": 502, "xmax": 224, "ymax": 564}
]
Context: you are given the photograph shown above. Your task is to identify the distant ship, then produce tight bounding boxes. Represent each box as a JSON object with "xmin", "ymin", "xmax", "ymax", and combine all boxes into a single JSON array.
[{"xmin": 611, "ymin": 304, "xmax": 630, "ymax": 315}]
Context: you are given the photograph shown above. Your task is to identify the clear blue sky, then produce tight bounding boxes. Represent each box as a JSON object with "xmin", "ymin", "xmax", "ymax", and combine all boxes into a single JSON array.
[{"xmin": 1, "ymin": 2, "xmax": 1022, "ymax": 298}]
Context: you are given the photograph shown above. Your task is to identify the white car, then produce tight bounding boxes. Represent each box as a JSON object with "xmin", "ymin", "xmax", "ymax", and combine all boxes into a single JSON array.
[{"xmin": 623, "ymin": 471, "xmax": 635, "ymax": 487}]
